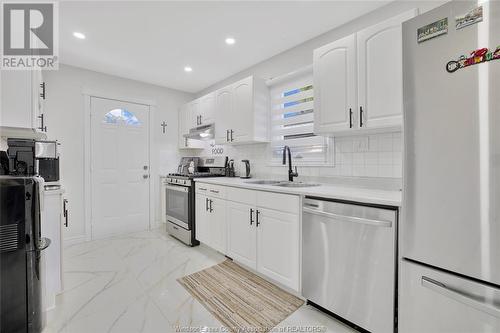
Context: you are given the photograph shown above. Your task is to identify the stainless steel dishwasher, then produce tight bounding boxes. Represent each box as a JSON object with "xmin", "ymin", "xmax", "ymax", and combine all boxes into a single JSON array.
[{"xmin": 302, "ymin": 197, "xmax": 398, "ymax": 333}]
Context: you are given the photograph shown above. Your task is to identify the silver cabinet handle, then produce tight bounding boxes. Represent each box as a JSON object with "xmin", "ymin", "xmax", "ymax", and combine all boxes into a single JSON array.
[
  {"xmin": 226, "ymin": 130, "xmax": 229, "ymax": 142},
  {"xmin": 199, "ymin": 187, "xmax": 207, "ymax": 191},
  {"xmin": 421, "ymin": 276, "xmax": 500, "ymax": 319},
  {"xmin": 302, "ymin": 207, "xmax": 392, "ymax": 228},
  {"xmin": 209, "ymin": 189, "xmax": 219, "ymax": 194},
  {"xmin": 205, "ymin": 197, "xmax": 209, "ymax": 211},
  {"xmin": 143, "ymin": 174, "xmax": 149, "ymax": 179}
]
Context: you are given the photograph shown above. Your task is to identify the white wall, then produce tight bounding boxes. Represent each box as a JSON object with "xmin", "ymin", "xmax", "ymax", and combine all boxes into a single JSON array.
[
  {"xmin": 43, "ymin": 64, "xmax": 193, "ymax": 243},
  {"xmin": 196, "ymin": 1, "xmax": 446, "ymax": 96}
]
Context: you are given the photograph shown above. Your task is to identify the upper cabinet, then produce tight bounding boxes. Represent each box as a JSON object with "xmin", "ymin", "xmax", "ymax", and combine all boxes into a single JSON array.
[
  {"xmin": 313, "ymin": 34, "xmax": 357, "ymax": 134},
  {"xmin": 178, "ymin": 104, "xmax": 204, "ymax": 150},
  {"xmin": 214, "ymin": 76, "xmax": 269, "ymax": 145},
  {"xmin": 314, "ymin": 10, "xmax": 417, "ymax": 135},
  {"xmin": 0, "ymin": 69, "xmax": 46, "ymax": 132},
  {"xmin": 198, "ymin": 92, "xmax": 215, "ymax": 126}
]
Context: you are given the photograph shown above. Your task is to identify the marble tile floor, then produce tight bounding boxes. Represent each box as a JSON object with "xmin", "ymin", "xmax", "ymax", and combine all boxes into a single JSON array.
[{"xmin": 43, "ymin": 228, "xmax": 355, "ymax": 333}]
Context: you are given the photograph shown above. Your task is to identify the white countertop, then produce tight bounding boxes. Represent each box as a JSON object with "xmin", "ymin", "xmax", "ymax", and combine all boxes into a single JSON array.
[{"xmin": 194, "ymin": 177, "xmax": 401, "ymax": 207}]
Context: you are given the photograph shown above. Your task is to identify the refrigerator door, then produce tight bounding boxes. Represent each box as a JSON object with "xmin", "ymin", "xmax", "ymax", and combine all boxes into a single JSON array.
[
  {"xmin": 400, "ymin": 260, "xmax": 500, "ymax": 333},
  {"xmin": 402, "ymin": 0, "xmax": 500, "ymax": 285}
]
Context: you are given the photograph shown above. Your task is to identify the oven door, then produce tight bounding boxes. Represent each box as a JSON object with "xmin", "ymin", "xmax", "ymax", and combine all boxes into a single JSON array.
[{"xmin": 165, "ymin": 184, "xmax": 190, "ymax": 229}]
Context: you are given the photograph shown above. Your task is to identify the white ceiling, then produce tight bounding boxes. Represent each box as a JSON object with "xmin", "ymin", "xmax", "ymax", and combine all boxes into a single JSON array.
[{"xmin": 59, "ymin": 1, "xmax": 390, "ymax": 93}]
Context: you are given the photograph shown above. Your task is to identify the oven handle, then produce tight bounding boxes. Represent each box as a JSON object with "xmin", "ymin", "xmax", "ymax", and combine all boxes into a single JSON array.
[{"xmin": 166, "ymin": 185, "xmax": 190, "ymax": 193}]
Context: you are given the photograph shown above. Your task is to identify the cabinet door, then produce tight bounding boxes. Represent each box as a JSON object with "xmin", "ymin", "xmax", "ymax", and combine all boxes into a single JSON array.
[
  {"xmin": 214, "ymin": 87, "xmax": 232, "ymax": 144},
  {"xmin": 189, "ymin": 100, "xmax": 200, "ymax": 128},
  {"xmin": 257, "ymin": 208, "xmax": 299, "ymax": 290},
  {"xmin": 209, "ymin": 197, "xmax": 227, "ymax": 254},
  {"xmin": 178, "ymin": 105, "xmax": 188, "ymax": 149},
  {"xmin": 0, "ymin": 70, "xmax": 33, "ymax": 128},
  {"xmin": 195, "ymin": 194, "xmax": 210, "ymax": 245},
  {"xmin": 199, "ymin": 92, "xmax": 215, "ymax": 125},
  {"xmin": 231, "ymin": 77, "xmax": 253, "ymax": 143},
  {"xmin": 226, "ymin": 201, "xmax": 257, "ymax": 269},
  {"xmin": 357, "ymin": 10, "xmax": 416, "ymax": 129},
  {"xmin": 31, "ymin": 69, "xmax": 44, "ymax": 132},
  {"xmin": 313, "ymin": 34, "xmax": 356, "ymax": 134}
]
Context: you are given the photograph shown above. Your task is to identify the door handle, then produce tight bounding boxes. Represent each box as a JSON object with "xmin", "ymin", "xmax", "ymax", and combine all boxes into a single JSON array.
[
  {"xmin": 421, "ymin": 276, "xmax": 500, "ymax": 319},
  {"xmin": 63, "ymin": 199, "xmax": 69, "ymax": 227},
  {"xmin": 359, "ymin": 106, "xmax": 364, "ymax": 127},
  {"xmin": 199, "ymin": 115, "xmax": 202, "ymax": 125},
  {"xmin": 205, "ymin": 197, "xmax": 209, "ymax": 211},
  {"xmin": 230, "ymin": 129, "xmax": 234, "ymax": 142},
  {"xmin": 250, "ymin": 208, "xmax": 254, "ymax": 225},
  {"xmin": 226, "ymin": 130, "xmax": 230, "ymax": 142},
  {"xmin": 349, "ymin": 108, "xmax": 353, "ymax": 128},
  {"xmin": 209, "ymin": 199, "xmax": 213, "ymax": 213},
  {"xmin": 256, "ymin": 210, "xmax": 260, "ymax": 227}
]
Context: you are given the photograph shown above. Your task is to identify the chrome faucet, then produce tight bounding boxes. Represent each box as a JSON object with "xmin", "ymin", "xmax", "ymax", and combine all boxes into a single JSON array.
[{"xmin": 282, "ymin": 145, "xmax": 298, "ymax": 182}]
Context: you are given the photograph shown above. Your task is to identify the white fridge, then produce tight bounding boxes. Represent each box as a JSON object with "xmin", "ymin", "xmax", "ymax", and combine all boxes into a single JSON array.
[{"xmin": 400, "ymin": 1, "xmax": 500, "ymax": 332}]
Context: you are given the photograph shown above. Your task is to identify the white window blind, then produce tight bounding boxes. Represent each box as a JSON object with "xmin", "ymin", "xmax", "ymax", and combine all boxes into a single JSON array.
[{"xmin": 269, "ymin": 68, "xmax": 332, "ymax": 165}]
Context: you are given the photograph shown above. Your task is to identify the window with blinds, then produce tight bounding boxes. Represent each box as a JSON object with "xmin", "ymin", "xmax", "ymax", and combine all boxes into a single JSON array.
[{"xmin": 269, "ymin": 68, "xmax": 332, "ymax": 165}]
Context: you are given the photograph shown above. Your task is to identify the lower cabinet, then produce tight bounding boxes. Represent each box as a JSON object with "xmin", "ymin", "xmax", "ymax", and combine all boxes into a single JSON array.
[
  {"xmin": 41, "ymin": 189, "xmax": 64, "ymax": 311},
  {"xmin": 256, "ymin": 208, "xmax": 299, "ymax": 290},
  {"xmin": 196, "ymin": 183, "xmax": 300, "ymax": 291},
  {"xmin": 226, "ymin": 201, "xmax": 257, "ymax": 269},
  {"xmin": 195, "ymin": 193, "xmax": 227, "ymax": 254}
]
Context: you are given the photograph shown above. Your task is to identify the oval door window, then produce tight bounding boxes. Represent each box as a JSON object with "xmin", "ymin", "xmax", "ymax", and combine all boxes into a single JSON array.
[{"xmin": 103, "ymin": 108, "xmax": 141, "ymax": 126}]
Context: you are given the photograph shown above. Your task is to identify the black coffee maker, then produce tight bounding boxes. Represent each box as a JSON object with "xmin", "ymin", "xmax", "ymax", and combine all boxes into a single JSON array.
[{"xmin": 6, "ymin": 138, "xmax": 60, "ymax": 182}]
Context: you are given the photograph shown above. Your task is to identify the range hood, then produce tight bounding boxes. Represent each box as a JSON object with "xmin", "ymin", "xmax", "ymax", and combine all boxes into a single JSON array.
[{"xmin": 184, "ymin": 124, "xmax": 214, "ymax": 140}]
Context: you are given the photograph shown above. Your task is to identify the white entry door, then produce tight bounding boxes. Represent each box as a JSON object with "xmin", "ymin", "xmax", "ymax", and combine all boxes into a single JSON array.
[{"xmin": 90, "ymin": 97, "xmax": 150, "ymax": 239}]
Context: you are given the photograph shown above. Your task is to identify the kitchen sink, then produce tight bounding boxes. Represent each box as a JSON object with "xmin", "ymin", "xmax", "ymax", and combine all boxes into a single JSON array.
[
  {"xmin": 273, "ymin": 182, "xmax": 321, "ymax": 188},
  {"xmin": 245, "ymin": 180, "xmax": 283, "ymax": 185}
]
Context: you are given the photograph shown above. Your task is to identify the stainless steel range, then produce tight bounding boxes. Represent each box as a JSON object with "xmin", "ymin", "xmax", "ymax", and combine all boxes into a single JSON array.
[{"xmin": 164, "ymin": 156, "xmax": 227, "ymax": 246}]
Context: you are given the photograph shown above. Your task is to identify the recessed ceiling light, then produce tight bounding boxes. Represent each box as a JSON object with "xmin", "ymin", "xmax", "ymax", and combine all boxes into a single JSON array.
[
  {"xmin": 225, "ymin": 37, "xmax": 236, "ymax": 45},
  {"xmin": 73, "ymin": 32, "xmax": 86, "ymax": 39},
  {"xmin": 184, "ymin": 66, "xmax": 193, "ymax": 72}
]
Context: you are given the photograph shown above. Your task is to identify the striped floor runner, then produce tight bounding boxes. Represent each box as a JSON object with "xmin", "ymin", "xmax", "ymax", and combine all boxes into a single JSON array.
[{"xmin": 178, "ymin": 260, "xmax": 304, "ymax": 332}]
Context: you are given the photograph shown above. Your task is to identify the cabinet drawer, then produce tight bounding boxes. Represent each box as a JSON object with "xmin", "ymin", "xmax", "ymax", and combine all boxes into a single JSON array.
[
  {"xmin": 195, "ymin": 183, "xmax": 225, "ymax": 199},
  {"xmin": 226, "ymin": 187, "xmax": 257, "ymax": 205},
  {"xmin": 257, "ymin": 191, "xmax": 300, "ymax": 214}
]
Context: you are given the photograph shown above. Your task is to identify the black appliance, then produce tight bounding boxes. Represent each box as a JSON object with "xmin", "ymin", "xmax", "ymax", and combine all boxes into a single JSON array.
[
  {"xmin": 6, "ymin": 139, "xmax": 60, "ymax": 182},
  {"xmin": 0, "ymin": 151, "xmax": 9, "ymax": 175},
  {"xmin": 164, "ymin": 156, "xmax": 227, "ymax": 246},
  {"xmin": 0, "ymin": 176, "xmax": 50, "ymax": 333}
]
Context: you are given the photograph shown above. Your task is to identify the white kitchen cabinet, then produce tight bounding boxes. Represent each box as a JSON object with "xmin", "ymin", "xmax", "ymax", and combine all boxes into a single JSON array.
[
  {"xmin": 225, "ymin": 187, "xmax": 300, "ymax": 290},
  {"xmin": 257, "ymin": 208, "xmax": 299, "ymax": 291},
  {"xmin": 226, "ymin": 200, "xmax": 257, "ymax": 269},
  {"xmin": 178, "ymin": 104, "xmax": 204, "ymax": 149},
  {"xmin": 313, "ymin": 34, "xmax": 357, "ymax": 134},
  {"xmin": 214, "ymin": 76, "xmax": 269, "ymax": 145},
  {"xmin": 198, "ymin": 92, "xmax": 215, "ymax": 126},
  {"xmin": 214, "ymin": 86, "xmax": 232, "ymax": 143},
  {"xmin": 209, "ymin": 197, "xmax": 227, "ymax": 254},
  {"xmin": 0, "ymin": 69, "xmax": 46, "ymax": 132},
  {"xmin": 195, "ymin": 193, "xmax": 210, "ymax": 244},
  {"xmin": 189, "ymin": 99, "xmax": 201, "ymax": 128},
  {"xmin": 41, "ymin": 188, "xmax": 64, "ymax": 311},
  {"xmin": 357, "ymin": 10, "xmax": 416, "ymax": 129},
  {"xmin": 313, "ymin": 10, "xmax": 416, "ymax": 135},
  {"xmin": 195, "ymin": 185, "xmax": 227, "ymax": 254}
]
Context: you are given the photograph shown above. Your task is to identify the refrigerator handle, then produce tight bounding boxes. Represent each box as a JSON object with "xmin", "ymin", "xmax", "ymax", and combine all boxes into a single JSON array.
[{"xmin": 421, "ymin": 276, "xmax": 500, "ymax": 319}]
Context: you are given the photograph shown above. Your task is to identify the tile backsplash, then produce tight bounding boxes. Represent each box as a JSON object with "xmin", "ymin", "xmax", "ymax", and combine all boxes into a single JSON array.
[{"xmin": 189, "ymin": 131, "xmax": 402, "ymax": 180}]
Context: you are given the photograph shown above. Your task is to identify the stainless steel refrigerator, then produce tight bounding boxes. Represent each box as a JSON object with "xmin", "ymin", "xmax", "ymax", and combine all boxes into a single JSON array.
[{"xmin": 400, "ymin": 1, "xmax": 500, "ymax": 331}]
